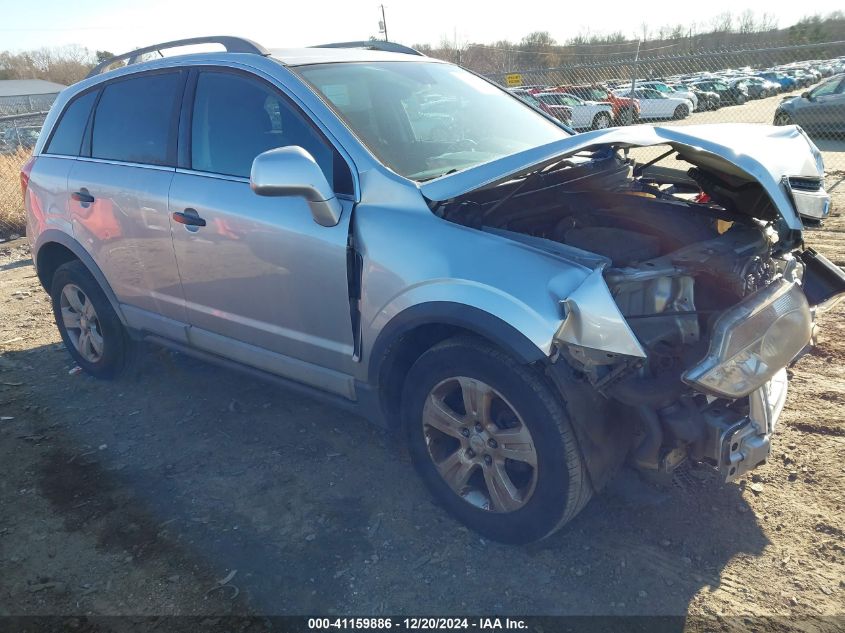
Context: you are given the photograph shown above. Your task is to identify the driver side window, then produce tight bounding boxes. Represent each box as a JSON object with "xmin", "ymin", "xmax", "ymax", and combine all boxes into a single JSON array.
[
  {"xmin": 190, "ymin": 71, "xmax": 352, "ymax": 193},
  {"xmin": 811, "ymin": 79, "xmax": 842, "ymax": 98}
]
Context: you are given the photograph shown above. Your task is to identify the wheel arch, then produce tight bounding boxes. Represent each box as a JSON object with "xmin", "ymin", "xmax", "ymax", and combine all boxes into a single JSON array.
[
  {"xmin": 33, "ymin": 230, "xmax": 127, "ymax": 327},
  {"xmin": 366, "ymin": 302, "xmax": 547, "ymax": 428}
]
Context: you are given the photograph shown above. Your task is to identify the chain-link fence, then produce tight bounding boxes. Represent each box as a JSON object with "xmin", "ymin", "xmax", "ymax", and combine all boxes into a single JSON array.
[
  {"xmin": 481, "ymin": 41, "xmax": 845, "ymax": 174},
  {"xmin": 0, "ymin": 111, "xmax": 47, "ymax": 239},
  {"xmin": 2, "ymin": 41, "xmax": 844, "ymax": 239}
]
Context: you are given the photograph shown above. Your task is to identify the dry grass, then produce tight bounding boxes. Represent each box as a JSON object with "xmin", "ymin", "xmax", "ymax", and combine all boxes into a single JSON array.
[{"xmin": 0, "ymin": 148, "xmax": 30, "ymax": 238}]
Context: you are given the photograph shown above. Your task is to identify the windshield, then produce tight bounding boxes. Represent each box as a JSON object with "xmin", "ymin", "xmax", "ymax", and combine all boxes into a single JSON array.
[
  {"xmin": 580, "ymin": 88, "xmax": 607, "ymax": 100},
  {"xmin": 513, "ymin": 91, "xmax": 541, "ymax": 107},
  {"xmin": 296, "ymin": 61, "xmax": 570, "ymax": 181},
  {"xmin": 538, "ymin": 93, "xmax": 580, "ymax": 106}
]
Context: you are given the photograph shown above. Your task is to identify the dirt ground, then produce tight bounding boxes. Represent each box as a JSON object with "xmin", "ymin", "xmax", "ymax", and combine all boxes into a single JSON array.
[{"xmin": 1, "ymin": 187, "xmax": 844, "ymax": 630}]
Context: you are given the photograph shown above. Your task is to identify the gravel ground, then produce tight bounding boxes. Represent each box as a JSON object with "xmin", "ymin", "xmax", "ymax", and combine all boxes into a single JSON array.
[{"xmin": 0, "ymin": 187, "xmax": 843, "ymax": 630}]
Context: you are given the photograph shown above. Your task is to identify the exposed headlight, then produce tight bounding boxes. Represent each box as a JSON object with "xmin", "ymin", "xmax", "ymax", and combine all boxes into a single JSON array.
[
  {"xmin": 785, "ymin": 177, "xmax": 830, "ymax": 220},
  {"xmin": 683, "ymin": 279, "xmax": 812, "ymax": 399}
]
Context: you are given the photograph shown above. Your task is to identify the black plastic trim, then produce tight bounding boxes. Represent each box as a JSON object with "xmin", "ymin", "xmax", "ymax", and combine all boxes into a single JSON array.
[
  {"xmin": 312, "ymin": 41, "xmax": 424, "ymax": 56},
  {"xmin": 799, "ymin": 248, "xmax": 845, "ymax": 307},
  {"xmin": 366, "ymin": 301, "xmax": 546, "ymax": 385},
  {"xmin": 33, "ymin": 231, "xmax": 127, "ymax": 327}
]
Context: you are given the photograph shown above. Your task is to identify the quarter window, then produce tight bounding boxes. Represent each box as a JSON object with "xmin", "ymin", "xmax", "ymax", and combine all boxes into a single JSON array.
[
  {"xmin": 45, "ymin": 90, "xmax": 98, "ymax": 156},
  {"xmin": 190, "ymin": 71, "xmax": 344, "ymax": 190},
  {"xmin": 91, "ymin": 72, "xmax": 181, "ymax": 165}
]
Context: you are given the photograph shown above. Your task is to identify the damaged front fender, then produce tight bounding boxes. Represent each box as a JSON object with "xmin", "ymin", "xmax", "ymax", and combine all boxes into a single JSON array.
[{"xmin": 553, "ymin": 267, "xmax": 647, "ymax": 359}]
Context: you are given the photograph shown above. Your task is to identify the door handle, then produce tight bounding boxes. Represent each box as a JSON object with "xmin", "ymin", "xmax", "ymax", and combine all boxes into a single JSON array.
[
  {"xmin": 71, "ymin": 190, "xmax": 95, "ymax": 204},
  {"xmin": 172, "ymin": 209, "xmax": 206, "ymax": 227}
]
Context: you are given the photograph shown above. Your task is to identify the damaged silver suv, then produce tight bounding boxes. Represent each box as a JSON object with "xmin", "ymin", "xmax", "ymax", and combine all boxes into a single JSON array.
[{"xmin": 24, "ymin": 37, "xmax": 845, "ymax": 543}]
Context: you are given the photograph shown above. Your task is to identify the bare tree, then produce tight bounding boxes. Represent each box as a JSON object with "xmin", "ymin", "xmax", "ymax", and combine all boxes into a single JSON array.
[
  {"xmin": 0, "ymin": 45, "xmax": 94, "ymax": 84},
  {"xmin": 738, "ymin": 10, "xmax": 757, "ymax": 34},
  {"xmin": 711, "ymin": 11, "xmax": 734, "ymax": 33},
  {"xmin": 518, "ymin": 31, "xmax": 558, "ymax": 68}
]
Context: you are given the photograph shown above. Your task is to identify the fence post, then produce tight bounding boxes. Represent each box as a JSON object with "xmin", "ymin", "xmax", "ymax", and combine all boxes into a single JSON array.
[
  {"xmin": 628, "ymin": 40, "xmax": 641, "ymax": 126},
  {"xmin": 11, "ymin": 116, "xmax": 20, "ymax": 151}
]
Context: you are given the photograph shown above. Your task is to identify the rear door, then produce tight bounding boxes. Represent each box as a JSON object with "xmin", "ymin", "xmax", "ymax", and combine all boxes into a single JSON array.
[
  {"xmin": 29, "ymin": 89, "xmax": 99, "ymax": 239},
  {"xmin": 168, "ymin": 68, "xmax": 357, "ymax": 392},
  {"xmin": 67, "ymin": 70, "xmax": 187, "ymax": 326}
]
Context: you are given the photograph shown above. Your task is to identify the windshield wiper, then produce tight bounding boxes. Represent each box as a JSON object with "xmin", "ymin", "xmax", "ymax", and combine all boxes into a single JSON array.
[{"xmin": 416, "ymin": 168, "xmax": 460, "ymax": 182}]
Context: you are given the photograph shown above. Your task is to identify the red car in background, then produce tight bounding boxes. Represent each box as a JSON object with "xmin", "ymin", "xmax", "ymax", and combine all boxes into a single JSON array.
[{"xmin": 549, "ymin": 84, "xmax": 639, "ymax": 125}]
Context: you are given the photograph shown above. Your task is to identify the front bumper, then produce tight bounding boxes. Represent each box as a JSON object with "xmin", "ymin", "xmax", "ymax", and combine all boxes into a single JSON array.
[{"xmin": 696, "ymin": 368, "xmax": 789, "ymax": 482}]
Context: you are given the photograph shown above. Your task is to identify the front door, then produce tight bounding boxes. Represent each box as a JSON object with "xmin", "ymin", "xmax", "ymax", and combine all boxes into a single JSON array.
[{"xmin": 168, "ymin": 69, "xmax": 357, "ymax": 394}]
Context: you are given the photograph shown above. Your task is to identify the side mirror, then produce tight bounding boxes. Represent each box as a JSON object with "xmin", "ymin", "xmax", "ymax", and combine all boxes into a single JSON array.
[
  {"xmin": 801, "ymin": 91, "xmax": 812, "ymax": 100},
  {"xmin": 250, "ymin": 146, "xmax": 342, "ymax": 227}
]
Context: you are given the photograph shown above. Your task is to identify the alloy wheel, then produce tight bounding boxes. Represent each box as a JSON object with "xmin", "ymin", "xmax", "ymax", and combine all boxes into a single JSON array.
[
  {"xmin": 774, "ymin": 112, "xmax": 791, "ymax": 126},
  {"xmin": 60, "ymin": 283, "xmax": 104, "ymax": 363},
  {"xmin": 421, "ymin": 376, "xmax": 538, "ymax": 513}
]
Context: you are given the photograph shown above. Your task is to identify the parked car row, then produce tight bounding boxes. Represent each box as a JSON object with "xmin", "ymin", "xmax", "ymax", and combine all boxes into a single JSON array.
[
  {"xmin": 509, "ymin": 86, "xmax": 635, "ymax": 130},
  {"xmin": 503, "ymin": 55, "xmax": 845, "ymax": 135}
]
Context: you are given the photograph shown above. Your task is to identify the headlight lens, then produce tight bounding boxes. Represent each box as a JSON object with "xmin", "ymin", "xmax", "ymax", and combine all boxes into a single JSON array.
[{"xmin": 683, "ymin": 280, "xmax": 812, "ymax": 398}]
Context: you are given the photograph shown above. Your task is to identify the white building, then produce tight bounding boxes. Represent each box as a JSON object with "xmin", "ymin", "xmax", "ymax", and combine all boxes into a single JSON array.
[{"xmin": 0, "ymin": 79, "xmax": 67, "ymax": 115}]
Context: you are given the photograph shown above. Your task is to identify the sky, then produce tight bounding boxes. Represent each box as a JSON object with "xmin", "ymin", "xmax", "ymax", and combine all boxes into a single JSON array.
[{"xmin": 1, "ymin": 0, "xmax": 843, "ymax": 54}]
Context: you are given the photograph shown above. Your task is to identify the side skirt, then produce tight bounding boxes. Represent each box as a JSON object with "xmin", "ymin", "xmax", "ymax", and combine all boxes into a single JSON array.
[{"xmin": 141, "ymin": 334, "xmax": 388, "ymax": 428}]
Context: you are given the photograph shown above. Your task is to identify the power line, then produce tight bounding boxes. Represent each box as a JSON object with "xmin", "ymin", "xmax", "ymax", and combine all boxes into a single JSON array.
[{"xmin": 465, "ymin": 41, "xmax": 683, "ymax": 58}]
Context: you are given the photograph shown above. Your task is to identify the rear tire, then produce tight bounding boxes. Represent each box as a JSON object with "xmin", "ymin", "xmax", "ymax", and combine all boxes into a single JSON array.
[
  {"xmin": 673, "ymin": 104, "xmax": 689, "ymax": 120},
  {"xmin": 50, "ymin": 260, "xmax": 132, "ymax": 379},
  {"xmin": 617, "ymin": 107, "xmax": 635, "ymax": 126},
  {"xmin": 402, "ymin": 336, "xmax": 592, "ymax": 544}
]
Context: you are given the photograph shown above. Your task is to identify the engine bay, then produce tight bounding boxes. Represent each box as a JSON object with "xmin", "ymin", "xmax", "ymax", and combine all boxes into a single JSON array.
[{"xmin": 433, "ymin": 146, "xmax": 811, "ymax": 480}]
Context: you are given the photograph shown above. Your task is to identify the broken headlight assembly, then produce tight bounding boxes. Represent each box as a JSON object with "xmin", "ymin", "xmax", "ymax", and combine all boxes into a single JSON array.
[
  {"xmin": 683, "ymin": 279, "xmax": 812, "ymax": 399},
  {"xmin": 785, "ymin": 176, "xmax": 830, "ymax": 221}
]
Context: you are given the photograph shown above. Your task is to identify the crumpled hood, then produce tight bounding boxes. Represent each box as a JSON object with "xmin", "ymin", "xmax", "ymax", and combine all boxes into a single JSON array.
[{"xmin": 420, "ymin": 123, "xmax": 824, "ymax": 231}]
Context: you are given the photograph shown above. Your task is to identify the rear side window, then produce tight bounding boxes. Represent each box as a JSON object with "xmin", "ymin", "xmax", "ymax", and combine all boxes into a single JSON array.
[
  {"xmin": 92, "ymin": 72, "xmax": 181, "ymax": 165},
  {"xmin": 45, "ymin": 90, "xmax": 98, "ymax": 156},
  {"xmin": 190, "ymin": 71, "xmax": 351, "ymax": 193}
]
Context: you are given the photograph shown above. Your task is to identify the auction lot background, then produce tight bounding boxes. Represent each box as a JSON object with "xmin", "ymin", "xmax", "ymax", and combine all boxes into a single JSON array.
[{"xmin": 2, "ymin": 1, "xmax": 845, "ymax": 629}]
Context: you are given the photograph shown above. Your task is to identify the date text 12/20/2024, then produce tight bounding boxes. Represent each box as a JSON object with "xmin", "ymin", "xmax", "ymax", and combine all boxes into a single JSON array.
[{"xmin": 308, "ymin": 618, "xmax": 528, "ymax": 630}]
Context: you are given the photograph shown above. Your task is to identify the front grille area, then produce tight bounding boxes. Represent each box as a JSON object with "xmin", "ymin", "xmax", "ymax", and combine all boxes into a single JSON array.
[{"xmin": 788, "ymin": 177, "xmax": 823, "ymax": 192}]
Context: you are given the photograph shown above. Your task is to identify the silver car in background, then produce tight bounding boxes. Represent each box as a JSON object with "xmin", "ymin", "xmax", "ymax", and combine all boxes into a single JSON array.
[{"xmin": 22, "ymin": 37, "xmax": 845, "ymax": 543}]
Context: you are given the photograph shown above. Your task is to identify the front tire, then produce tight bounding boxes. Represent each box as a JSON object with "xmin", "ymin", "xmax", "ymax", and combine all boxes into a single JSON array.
[
  {"xmin": 51, "ymin": 260, "xmax": 131, "ymax": 379},
  {"xmin": 774, "ymin": 111, "xmax": 792, "ymax": 126},
  {"xmin": 402, "ymin": 336, "xmax": 591, "ymax": 544},
  {"xmin": 673, "ymin": 104, "xmax": 689, "ymax": 120},
  {"xmin": 591, "ymin": 112, "xmax": 612, "ymax": 130}
]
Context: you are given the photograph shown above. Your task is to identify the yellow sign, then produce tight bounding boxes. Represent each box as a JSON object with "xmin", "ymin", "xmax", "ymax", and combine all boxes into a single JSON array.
[{"xmin": 505, "ymin": 73, "xmax": 523, "ymax": 87}]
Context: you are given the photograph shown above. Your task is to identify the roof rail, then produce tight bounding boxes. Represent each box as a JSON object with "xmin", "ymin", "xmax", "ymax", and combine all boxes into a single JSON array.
[
  {"xmin": 86, "ymin": 36, "xmax": 269, "ymax": 79},
  {"xmin": 312, "ymin": 40, "xmax": 424, "ymax": 56}
]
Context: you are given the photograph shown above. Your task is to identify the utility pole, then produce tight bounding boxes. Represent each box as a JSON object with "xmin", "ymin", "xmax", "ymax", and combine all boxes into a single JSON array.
[
  {"xmin": 379, "ymin": 4, "xmax": 388, "ymax": 41},
  {"xmin": 630, "ymin": 39, "xmax": 641, "ymax": 97}
]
